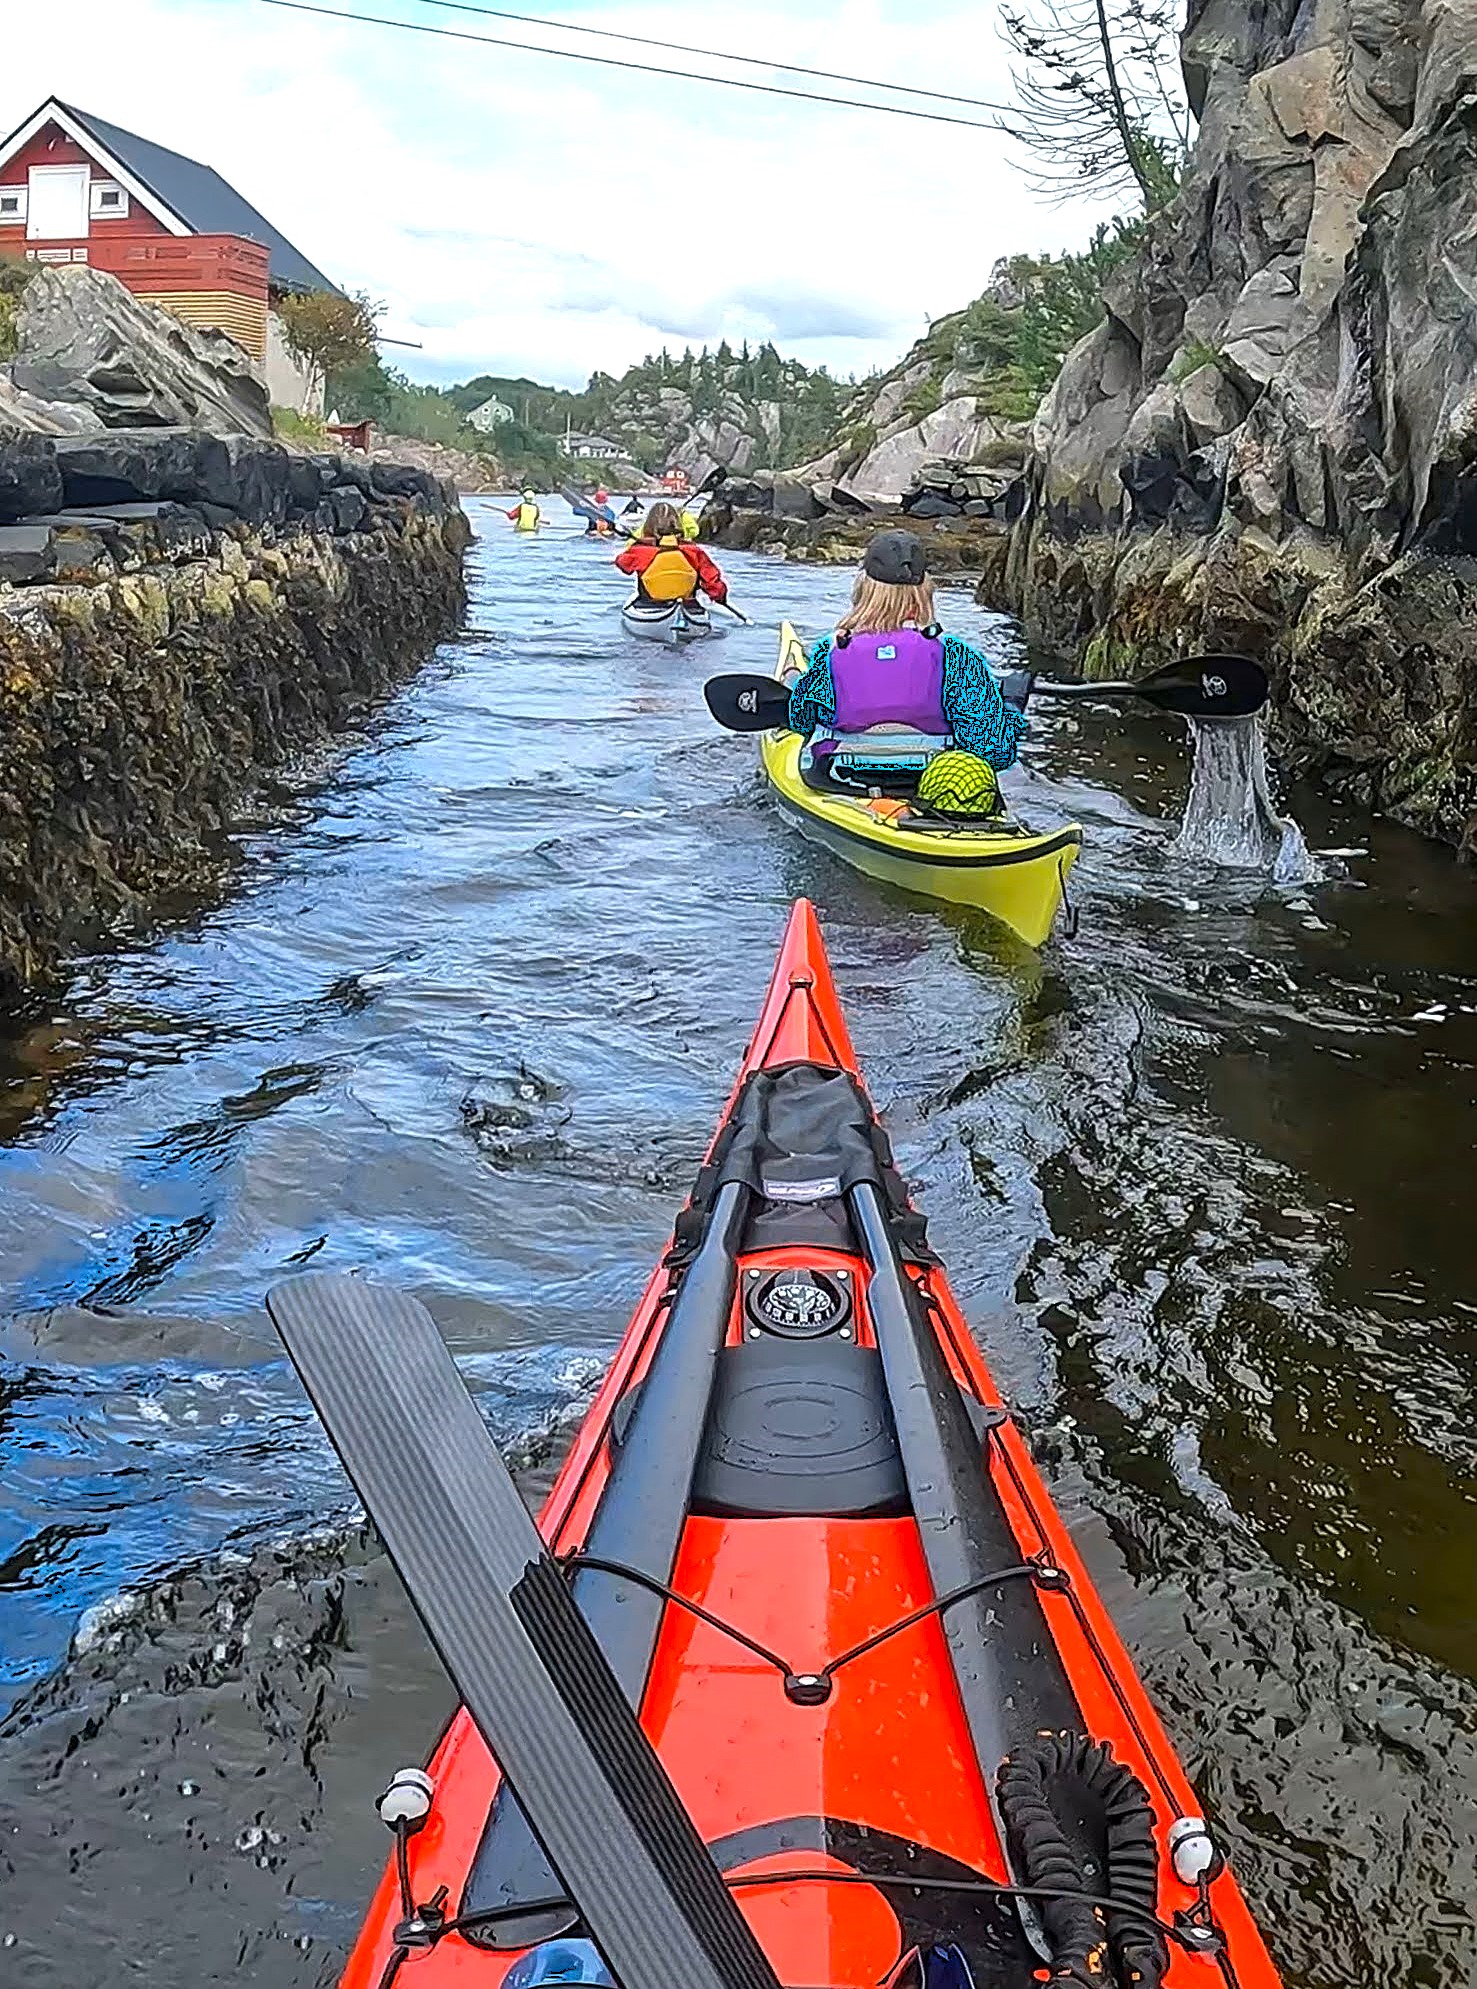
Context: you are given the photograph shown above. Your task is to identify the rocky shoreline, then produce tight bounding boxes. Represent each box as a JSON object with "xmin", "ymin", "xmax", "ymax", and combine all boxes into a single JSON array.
[
  {"xmin": 0, "ymin": 430, "xmax": 470, "ymax": 1005},
  {"xmin": 705, "ymin": 0, "xmax": 1477, "ymax": 856},
  {"xmin": 703, "ymin": 487, "xmax": 1008, "ymax": 578},
  {"xmin": 986, "ymin": 0, "xmax": 1477, "ymax": 853}
]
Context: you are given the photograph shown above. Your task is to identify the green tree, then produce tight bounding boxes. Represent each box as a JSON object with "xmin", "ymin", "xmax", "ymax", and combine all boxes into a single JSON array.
[{"xmin": 276, "ymin": 287, "xmax": 381, "ymax": 392}]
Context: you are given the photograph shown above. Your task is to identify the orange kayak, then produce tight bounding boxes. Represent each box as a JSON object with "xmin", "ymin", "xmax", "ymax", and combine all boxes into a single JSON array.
[{"xmin": 333, "ymin": 900, "xmax": 1283, "ymax": 1989}]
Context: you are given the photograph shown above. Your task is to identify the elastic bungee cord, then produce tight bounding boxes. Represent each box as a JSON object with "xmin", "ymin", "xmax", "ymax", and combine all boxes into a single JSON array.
[
  {"xmin": 561, "ymin": 1547, "xmax": 1052, "ymax": 1704},
  {"xmin": 376, "ymin": 1850, "xmax": 1210, "ymax": 1978}
]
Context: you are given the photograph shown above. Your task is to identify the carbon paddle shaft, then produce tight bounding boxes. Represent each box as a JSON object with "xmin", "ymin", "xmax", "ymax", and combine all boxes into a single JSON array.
[
  {"xmin": 848, "ymin": 1185, "xmax": 1081, "ymax": 1774},
  {"xmin": 266, "ymin": 1273, "xmax": 780, "ymax": 1989}
]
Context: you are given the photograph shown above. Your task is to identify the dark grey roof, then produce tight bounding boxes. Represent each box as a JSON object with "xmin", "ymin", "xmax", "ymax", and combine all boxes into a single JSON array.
[{"xmin": 60, "ymin": 101, "xmax": 340, "ymax": 294}]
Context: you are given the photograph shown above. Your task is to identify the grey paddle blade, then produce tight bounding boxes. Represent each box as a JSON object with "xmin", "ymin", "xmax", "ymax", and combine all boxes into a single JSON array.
[{"xmin": 266, "ymin": 1272, "xmax": 780, "ymax": 1989}]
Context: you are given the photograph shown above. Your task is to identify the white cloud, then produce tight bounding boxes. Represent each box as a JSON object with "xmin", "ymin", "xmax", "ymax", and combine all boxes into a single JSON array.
[{"xmin": 1, "ymin": 0, "xmax": 1126, "ymax": 387}]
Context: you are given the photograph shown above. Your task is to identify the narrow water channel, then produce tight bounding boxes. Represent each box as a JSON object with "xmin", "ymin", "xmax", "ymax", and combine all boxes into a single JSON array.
[{"xmin": 0, "ymin": 500, "xmax": 1473, "ymax": 1987}]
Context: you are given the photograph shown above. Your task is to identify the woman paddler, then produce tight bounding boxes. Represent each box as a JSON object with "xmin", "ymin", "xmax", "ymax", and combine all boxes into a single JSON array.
[
  {"xmin": 784, "ymin": 529, "xmax": 1031, "ymax": 812},
  {"xmin": 614, "ymin": 501, "xmax": 730, "ymax": 607}
]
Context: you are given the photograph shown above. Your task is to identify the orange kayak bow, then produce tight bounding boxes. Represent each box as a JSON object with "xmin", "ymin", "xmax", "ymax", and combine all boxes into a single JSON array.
[{"xmin": 305, "ymin": 901, "xmax": 1283, "ymax": 1989}]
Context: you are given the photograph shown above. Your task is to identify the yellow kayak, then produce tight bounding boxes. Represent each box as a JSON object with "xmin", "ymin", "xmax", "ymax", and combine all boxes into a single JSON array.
[{"xmin": 760, "ymin": 623, "xmax": 1082, "ymax": 947}]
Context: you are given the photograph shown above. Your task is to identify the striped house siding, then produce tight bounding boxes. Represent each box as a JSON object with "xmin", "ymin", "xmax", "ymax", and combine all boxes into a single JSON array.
[{"xmin": 133, "ymin": 290, "xmax": 269, "ymax": 359}]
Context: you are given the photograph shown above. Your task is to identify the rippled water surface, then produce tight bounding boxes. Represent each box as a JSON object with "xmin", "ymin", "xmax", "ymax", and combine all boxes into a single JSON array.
[{"xmin": 2, "ymin": 500, "xmax": 1474, "ymax": 1987}]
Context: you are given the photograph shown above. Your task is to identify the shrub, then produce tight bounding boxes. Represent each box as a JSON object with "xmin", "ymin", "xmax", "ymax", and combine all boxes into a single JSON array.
[
  {"xmin": 0, "ymin": 253, "xmax": 38, "ymax": 360},
  {"xmin": 902, "ymin": 374, "xmax": 944, "ymax": 424},
  {"xmin": 276, "ymin": 289, "xmax": 380, "ymax": 382},
  {"xmin": 272, "ymin": 404, "xmax": 329, "ymax": 446},
  {"xmin": 1168, "ymin": 338, "xmax": 1222, "ymax": 382},
  {"xmin": 836, "ymin": 421, "xmax": 877, "ymax": 473}
]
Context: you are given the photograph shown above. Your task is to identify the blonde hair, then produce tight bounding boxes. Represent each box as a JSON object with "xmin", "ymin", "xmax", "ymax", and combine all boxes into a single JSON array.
[
  {"xmin": 835, "ymin": 571, "xmax": 937, "ymax": 637},
  {"xmin": 642, "ymin": 502, "xmax": 684, "ymax": 541}
]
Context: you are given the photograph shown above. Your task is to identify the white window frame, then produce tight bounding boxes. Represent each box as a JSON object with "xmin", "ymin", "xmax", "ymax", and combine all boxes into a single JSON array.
[
  {"xmin": 0, "ymin": 186, "xmax": 25, "ymax": 225},
  {"xmin": 89, "ymin": 179, "xmax": 128, "ymax": 219}
]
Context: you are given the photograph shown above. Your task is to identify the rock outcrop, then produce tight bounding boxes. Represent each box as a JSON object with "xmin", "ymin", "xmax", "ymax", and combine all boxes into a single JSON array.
[
  {"xmin": 570, "ymin": 348, "xmax": 840, "ymax": 483},
  {"xmin": 3, "ymin": 265, "xmax": 272, "ymax": 438},
  {"xmin": 0, "ymin": 431, "xmax": 469, "ymax": 1002},
  {"xmin": 791, "ymin": 279, "xmax": 1035, "ymax": 507},
  {"xmin": 700, "ymin": 469, "xmax": 1009, "ymax": 574},
  {"xmin": 367, "ymin": 434, "xmax": 506, "ymax": 494},
  {"xmin": 996, "ymin": 0, "xmax": 1477, "ymax": 848}
]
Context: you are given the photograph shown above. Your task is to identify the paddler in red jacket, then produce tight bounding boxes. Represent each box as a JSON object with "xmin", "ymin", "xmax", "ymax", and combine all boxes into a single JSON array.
[{"xmin": 614, "ymin": 502, "xmax": 729, "ymax": 604}]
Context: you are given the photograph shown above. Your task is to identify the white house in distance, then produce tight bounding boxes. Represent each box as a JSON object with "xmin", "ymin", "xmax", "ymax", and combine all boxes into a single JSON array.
[
  {"xmin": 467, "ymin": 395, "xmax": 514, "ymax": 434},
  {"xmin": 566, "ymin": 433, "xmax": 622, "ymax": 461},
  {"xmin": 0, "ymin": 96, "xmax": 341, "ymax": 414}
]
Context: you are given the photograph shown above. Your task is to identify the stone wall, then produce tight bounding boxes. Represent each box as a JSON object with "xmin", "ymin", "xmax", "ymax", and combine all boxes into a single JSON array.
[
  {"xmin": 990, "ymin": 0, "xmax": 1477, "ymax": 850},
  {"xmin": 704, "ymin": 491, "xmax": 1010, "ymax": 577},
  {"xmin": 0, "ymin": 431, "xmax": 471, "ymax": 1004}
]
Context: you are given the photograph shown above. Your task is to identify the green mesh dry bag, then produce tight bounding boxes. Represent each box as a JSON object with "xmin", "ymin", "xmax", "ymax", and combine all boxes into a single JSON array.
[{"xmin": 916, "ymin": 750, "xmax": 1002, "ymax": 819}]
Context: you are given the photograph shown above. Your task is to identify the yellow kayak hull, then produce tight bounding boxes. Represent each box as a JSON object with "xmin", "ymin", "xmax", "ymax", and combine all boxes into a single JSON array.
[{"xmin": 761, "ymin": 623, "xmax": 1083, "ymax": 947}]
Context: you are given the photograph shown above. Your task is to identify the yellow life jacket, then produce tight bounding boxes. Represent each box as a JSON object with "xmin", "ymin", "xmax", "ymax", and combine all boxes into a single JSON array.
[
  {"xmin": 680, "ymin": 511, "xmax": 700, "ymax": 541},
  {"xmin": 640, "ymin": 540, "xmax": 699, "ymax": 602},
  {"xmin": 515, "ymin": 502, "xmax": 540, "ymax": 532}
]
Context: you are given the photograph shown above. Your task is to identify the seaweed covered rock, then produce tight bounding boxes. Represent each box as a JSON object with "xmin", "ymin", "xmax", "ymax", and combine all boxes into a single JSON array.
[{"xmin": 0, "ymin": 431, "xmax": 469, "ymax": 1002}]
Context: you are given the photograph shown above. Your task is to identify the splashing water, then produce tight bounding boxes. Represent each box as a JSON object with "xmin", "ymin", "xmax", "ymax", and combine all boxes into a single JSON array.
[{"xmin": 1173, "ymin": 716, "xmax": 1320, "ymax": 883}]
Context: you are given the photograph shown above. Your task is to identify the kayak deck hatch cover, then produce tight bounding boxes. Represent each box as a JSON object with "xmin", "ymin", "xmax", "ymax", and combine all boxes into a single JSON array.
[{"xmin": 289, "ymin": 901, "xmax": 1281, "ymax": 1989}]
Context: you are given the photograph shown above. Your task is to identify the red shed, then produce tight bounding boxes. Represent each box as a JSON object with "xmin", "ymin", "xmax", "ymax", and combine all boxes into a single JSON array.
[{"xmin": 0, "ymin": 97, "xmax": 340, "ymax": 362}]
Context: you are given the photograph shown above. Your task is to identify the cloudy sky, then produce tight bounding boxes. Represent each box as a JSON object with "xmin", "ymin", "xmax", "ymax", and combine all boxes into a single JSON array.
[{"xmin": 3, "ymin": 0, "xmax": 1122, "ymax": 389}]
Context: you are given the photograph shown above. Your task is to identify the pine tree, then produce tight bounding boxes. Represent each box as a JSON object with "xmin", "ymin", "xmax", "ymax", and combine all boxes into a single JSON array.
[{"xmin": 999, "ymin": 0, "xmax": 1189, "ymax": 210}]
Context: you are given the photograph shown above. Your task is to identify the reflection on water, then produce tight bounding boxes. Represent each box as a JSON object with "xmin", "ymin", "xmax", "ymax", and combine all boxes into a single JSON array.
[{"xmin": 1, "ymin": 498, "xmax": 1475, "ymax": 1988}]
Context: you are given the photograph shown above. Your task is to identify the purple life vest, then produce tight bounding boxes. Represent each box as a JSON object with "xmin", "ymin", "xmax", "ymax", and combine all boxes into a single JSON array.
[{"xmin": 828, "ymin": 628, "xmax": 947, "ymax": 736}]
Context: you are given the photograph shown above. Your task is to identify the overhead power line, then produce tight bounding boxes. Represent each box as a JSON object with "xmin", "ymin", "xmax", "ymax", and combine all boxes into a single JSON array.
[
  {"xmin": 258, "ymin": 0, "xmax": 1007, "ymax": 132},
  {"xmin": 403, "ymin": 0, "xmax": 1016, "ymax": 116}
]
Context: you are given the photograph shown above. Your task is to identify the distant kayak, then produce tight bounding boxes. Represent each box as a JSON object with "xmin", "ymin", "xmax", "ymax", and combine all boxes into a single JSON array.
[{"xmin": 621, "ymin": 594, "xmax": 720, "ymax": 644}]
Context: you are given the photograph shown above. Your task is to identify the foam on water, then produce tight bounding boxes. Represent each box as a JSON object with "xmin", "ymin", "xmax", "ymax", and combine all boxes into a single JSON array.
[{"xmin": 1173, "ymin": 716, "xmax": 1321, "ymax": 883}]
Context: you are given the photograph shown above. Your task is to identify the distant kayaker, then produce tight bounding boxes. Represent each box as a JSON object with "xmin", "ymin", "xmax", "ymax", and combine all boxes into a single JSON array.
[
  {"xmin": 615, "ymin": 501, "xmax": 729, "ymax": 605},
  {"xmin": 583, "ymin": 486, "xmax": 618, "ymax": 537},
  {"xmin": 505, "ymin": 489, "xmax": 541, "ymax": 533},
  {"xmin": 785, "ymin": 530, "xmax": 1030, "ymax": 798}
]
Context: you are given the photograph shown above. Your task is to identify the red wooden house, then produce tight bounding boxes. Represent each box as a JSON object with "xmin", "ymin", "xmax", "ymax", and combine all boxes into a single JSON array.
[{"xmin": 0, "ymin": 97, "xmax": 338, "ymax": 364}]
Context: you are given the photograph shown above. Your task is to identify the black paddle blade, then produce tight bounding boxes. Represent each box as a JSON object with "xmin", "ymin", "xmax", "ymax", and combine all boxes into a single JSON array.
[
  {"xmin": 1137, "ymin": 653, "xmax": 1268, "ymax": 717},
  {"xmin": 265, "ymin": 1273, "xmax": 780, "ymax": 1989},
  {"xmin": 704, "ymin": 672, "xmax": 792, "ymax": 732}
]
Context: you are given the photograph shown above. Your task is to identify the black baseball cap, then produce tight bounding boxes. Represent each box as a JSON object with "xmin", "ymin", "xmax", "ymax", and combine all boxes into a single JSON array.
[{"xmin": 863, "ymin": 530, "xmax": 928, "ymax": 587}]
